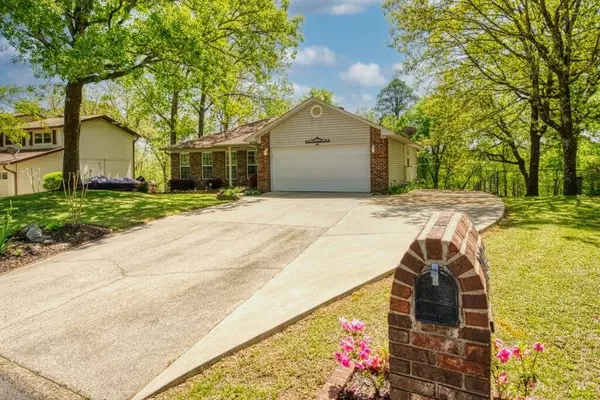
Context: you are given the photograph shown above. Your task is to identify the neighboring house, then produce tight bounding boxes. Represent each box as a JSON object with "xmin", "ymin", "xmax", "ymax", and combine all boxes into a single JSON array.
[
  {"xmin": 0, "ymin": 114, "xmax": 138, "ymax": 197},
  {"xmin": 168, "ymin": 97, "xmax": 421, "ymax": 193}
]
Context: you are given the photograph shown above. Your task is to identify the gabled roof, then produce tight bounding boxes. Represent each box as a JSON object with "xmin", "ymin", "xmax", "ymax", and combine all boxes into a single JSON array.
[
  {"xmin": 244, "ymin": 97, "xmax": 423, "ymax": 149},
  {"xmin": 0, "ymin": 147, "xmax": 64, "ymax": 165},
  {"xmin": 22, "ymin": 115, "xmax": 139, "ymax": 137},
  {"xmin": 169, "ymin": 118, "xmax": 277, "ymax": 150}
]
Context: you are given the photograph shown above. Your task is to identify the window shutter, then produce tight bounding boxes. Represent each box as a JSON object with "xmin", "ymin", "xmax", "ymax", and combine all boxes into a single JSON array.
[
  {"xmin": 52, "ymin": 130, "xmax": 57, "ymax": 145},
  {"xmin": 29, "ymin": 132, "xmax": 33, "ymax": 146},
  {"xmin": 0, "ymin": 133, "xmax": 3, "ymax": 146},
  {"xmin": 21, "ymin": 137, "xmax": 26, "ymax": 146}
]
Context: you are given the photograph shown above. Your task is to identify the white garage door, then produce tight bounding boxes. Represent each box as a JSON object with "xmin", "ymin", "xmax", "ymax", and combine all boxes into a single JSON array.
[{"xmin": 272, "ymin": 144, "xmax": 370, "ymax": 192}]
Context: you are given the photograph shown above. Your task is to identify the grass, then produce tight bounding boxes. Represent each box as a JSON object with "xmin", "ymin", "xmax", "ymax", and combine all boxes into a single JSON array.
[
  {"xmin": 0, "ymin": 190, "xmax": 229, "ymax": 231},
  {"xmin": 156, "ymin": 196, "xmax": 600, "ymax": 400}
]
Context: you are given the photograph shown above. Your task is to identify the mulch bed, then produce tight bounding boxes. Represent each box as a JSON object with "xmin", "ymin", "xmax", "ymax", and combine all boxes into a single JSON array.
[
  {"xmin": 339, "ymin": 372, "xmax": 391, "ymax": 400},
  {"xmin": 0, "ymin": 224, "xmax": 111, "ymax": 275}
]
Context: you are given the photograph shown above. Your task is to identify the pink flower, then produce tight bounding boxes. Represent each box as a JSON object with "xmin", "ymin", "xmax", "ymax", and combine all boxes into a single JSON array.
[
  {"xmin": 350, "ymin": 319, "xmax": 365, "ymax": 332},
  {"xmin": 511, "ymin": 345, "xmax": 522, "ymax": 359},
  {"xmin": 493, "ymin": 338, "xmax": 505, "ymax": 348},
  {"xmin": 359, "ymin": 349, "xmax": 371, "ymax": 360},
  {"xmin": 354, "ymin": 361, "xmax": 365, "ymax": 371},
  {"xmin": 497, "ymin": 371, "xmax": 509, "ymax": 385},
  {"xmin": 524, "ymin": 348, "xmax": 532, "ymax": 357},
  {"xmin": 533, "ymin": 342, "xmax": 545, "ymax": 353},
  {"xmin": 496, "ymin": 347, "xmax": 512, "ymax": 364},
  {"xmin": 528, "ymin": 378, "xmax": 536, "ymax": 389}
]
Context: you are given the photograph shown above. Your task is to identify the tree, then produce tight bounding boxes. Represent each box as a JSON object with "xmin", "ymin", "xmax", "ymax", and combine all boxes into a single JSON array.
[
  {"xmin": 374, "ymin": 76, "xmax": 416, "ymax": 121},
  {"xmin": 384, "ymin": 0, "xmax": 600, "ymax": 195},
  {"xmin": 303, "ymin": 88, "xmax": 336, "ymax": 104},
  {"xmin": 1, "ymin": 0, "xmax": 302, "ymax": 185}
]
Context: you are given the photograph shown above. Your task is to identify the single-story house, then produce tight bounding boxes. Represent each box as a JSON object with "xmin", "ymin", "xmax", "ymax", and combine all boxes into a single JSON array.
[
  {"xmin": 0, "ymin": 114, "xmax": 138, "ymax": 197},
  {"xmin": 168, "ymin": 97, "xmax": 422, "ymax": 193}
]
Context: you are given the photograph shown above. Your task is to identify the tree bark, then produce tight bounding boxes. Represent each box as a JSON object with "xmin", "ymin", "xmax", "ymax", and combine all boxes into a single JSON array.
[
  {"xmin": 557, "ymin": 75, "xmax": 578, "ymax": 195},
  {"xmin": 62, "ymin": 80, "xmax": 84, "ymax": 186},
  {"xmin": 526, "ymin": 105, "xmax": 541, "ymax": 197},
  {"xmin": 198, "ymin": 91, "xmax": 207, "ymax": 137},
  {"xmin": 170, "ymin": 89, "xmax": 179, "ymax": 146}
]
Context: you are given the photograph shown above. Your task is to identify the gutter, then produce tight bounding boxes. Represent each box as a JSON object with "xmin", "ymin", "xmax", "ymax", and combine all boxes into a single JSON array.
[{"xmin": 2, "ymin": 164, "xmax": 17, "ymax": 196}]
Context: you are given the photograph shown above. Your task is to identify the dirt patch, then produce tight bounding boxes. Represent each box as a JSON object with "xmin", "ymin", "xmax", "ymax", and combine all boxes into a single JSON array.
[
  {"xmin": 0, "ymin": 224, "xmax": 111, "ymax": 274},
  {"xmin": 339, "ymin": 372, "xmax": 390, "ymax": 400}
]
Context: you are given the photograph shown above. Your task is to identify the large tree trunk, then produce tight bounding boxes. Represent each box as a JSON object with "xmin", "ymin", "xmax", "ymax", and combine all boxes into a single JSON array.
[
  {"xmin": 198, "ymin": 91, "xmax": 207, "ymax": 137},
  {"xmin": 526, "ymin": 106, "xmax": 541, "ymax": 197},
  {"xmin": 62, "ymin": 81, "xmax": 84, "ymax": 186},
  {"xmin": 169, "ymin": 89, "xmax": 179, "ymax": 146},
  {"xmin": 558, "ymin": 75, "xmax": 578, "ymax": 195}
]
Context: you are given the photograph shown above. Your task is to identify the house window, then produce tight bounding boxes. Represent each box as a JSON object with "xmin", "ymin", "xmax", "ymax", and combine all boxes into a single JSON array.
[
  {"xmin": 180, "ymin": 153, "xmax": 191, "ymax": 180},
  {"xmin": 202, "ymin": 152, "xmax": 213, "ymax": 180},
  {"xmin": 406, "ymin": 148, "xmax": 411, "ymax": 167},
  {"xmin": 4, "ymin": 136, "xmax": 13, "ymax": 146},
  {"xmin": 34, "ymin": 132, "xmax": 52, "ymax": 145},
  {"xmin": 247, "ymin": 150, "xmax": 258, "ymax": 176},
  {"xmin": 225, "ymin": 151, "xmax": 238, "ymax": 181},
  {"xmin": 0, "ymin": 172, "xmax": 7, "ymax": 180}
]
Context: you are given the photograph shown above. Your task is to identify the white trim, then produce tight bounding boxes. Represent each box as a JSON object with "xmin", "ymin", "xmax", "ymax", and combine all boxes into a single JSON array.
[
  {"xmin": 179, "ymin": 152, "xmax": 190, "ymax": 180},
  {"xmin": 33, "ymin": 132, "xmax": 52, "ymax": 146}
]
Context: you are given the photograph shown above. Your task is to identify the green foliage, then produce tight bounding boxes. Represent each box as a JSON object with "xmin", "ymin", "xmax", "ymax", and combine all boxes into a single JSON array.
[
  {"xmin": 62, "ymin": 172, "xmax": 88, "ymax": 225},
  {"xmin": 302, "ymin": 88, "xmax": 336, "ymax": 104},
  {"xmin": 216, "ymin": 187, "xmax": 245, "ymax": 200},
  {"xmin": 0, "ymin": 201, "xmax": 13, "ymax": 255},
  {"xmin": 374, "ymin": 75, "xmax": 417, "ymax": 121},
  {"xmin": 387, "ymin": 180, "xmax": 425, "ymax": 195},
  {"xmin": 244, "ymin": 188, "xmax": 262, "ymax": 196},
  {"xmin": 43, "ymin": 221, "xmax": 63, "ymax": 232},
  {"xmin": 42, "ymin": 171, "xmax": 62, "ymax": 191},
  {"xmin": 138, "ymin": 181, "xmax": 150, "ymax": 194}
]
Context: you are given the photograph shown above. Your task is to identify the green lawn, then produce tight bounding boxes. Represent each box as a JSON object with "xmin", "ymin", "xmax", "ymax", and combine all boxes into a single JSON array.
[
  {"xmin": 154, "ymin": 196, "xmax": 600, "ymax": 400},
  {"xmin": 1, "ymin": 190, "xmax": 229, "ymax": 231}
]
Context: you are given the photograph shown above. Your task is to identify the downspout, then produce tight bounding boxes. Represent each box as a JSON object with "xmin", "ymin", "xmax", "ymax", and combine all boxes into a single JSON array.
[
  {"xmin": 132, "ymin": 136, "xmax": 139, "ymax": 178},
  {"xmin": 3, "ymin": 164, "xmax": 17, "ymax": 196}
]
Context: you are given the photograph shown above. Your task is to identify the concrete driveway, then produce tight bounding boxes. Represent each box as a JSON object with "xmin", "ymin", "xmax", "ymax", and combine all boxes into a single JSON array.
[{"xmin": 0, "ymin": 190, "xmax": 503, "ymax": 400}]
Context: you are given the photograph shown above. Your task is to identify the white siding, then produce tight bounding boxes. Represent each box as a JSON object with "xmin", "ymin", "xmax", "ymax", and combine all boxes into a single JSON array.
[
  {"xmin": 388, "ymin": 140, "xmax": 406, "ymax": 187},
  {"xmin": 270, "ymin": 104, "xmax": 370, "ymax": 147},
  {"xmin": 406, "ymin": 147, "xmax": 418, "ymax": 182},
  {"xmin": 14, "ymin": 152, "xmax": 63, "ymax": 196},
  {"xmin": 79, "ymin": 119, "xmax": 134, "ymax": 179}
]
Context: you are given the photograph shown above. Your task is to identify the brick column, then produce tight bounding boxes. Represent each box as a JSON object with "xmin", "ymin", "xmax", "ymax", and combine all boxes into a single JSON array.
[
  {"xmin": 237, "ymin": 150, "xmax": 248, "ymax": 186},
  {"xmin": 370, "ymin": 127, "xmax": 388, "ymax": 194},
  {"xmin": 389, "ymin": 211, "xmax": 492, "ymax": 400},
  {"xmin": 213, "ymin": 151, "xmax": 226, "ymax": 184},
  {"xmin": 257, "ymin": 132, "xmax": 271, "ymax": 192},
  {"xmin": 170, "ymin": 153, "xmax": 180, "ymax": 180}
]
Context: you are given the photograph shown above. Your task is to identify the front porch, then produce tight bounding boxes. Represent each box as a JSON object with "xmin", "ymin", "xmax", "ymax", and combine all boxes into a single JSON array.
[{"xmin": 171, "ymin": 147, "xmax": 258, "ymax": 188}]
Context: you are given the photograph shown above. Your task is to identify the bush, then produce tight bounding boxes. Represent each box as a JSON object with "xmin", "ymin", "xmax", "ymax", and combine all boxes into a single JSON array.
[
  {"xmin": 44, "ymin": 221, "xmax": 63, "ymax": 232},
  {"xmin": 0, "ymin": 201, "xmax": 13, "ymax": 255},
  {"xmin": 205, "ymin": 179, "xmax": 224, "ymax": 190},
  {"xmin": 138, "ymin": 181, "xmax": 150, "ymax": 193},
  {"xmin": 168, "ymin": 179, "xmax": 197, "ymax": 191},
  {"xmin": 244, "ymin": 188, "xmax": 262, "ymax": 196},
  {"xmin": 216, "ymin": 187, "xmax": 243, "ymax": 200},
  {"xmin": 387, "ymin": 183, "xmax": 409, "ymax": 195},
  {"xmin": 248, "ymin": 173, "xmax": 258, "ymax": 189},
  {"xmin": 42, "ymin": 171, "xmax": 62, "ymax": 191}
]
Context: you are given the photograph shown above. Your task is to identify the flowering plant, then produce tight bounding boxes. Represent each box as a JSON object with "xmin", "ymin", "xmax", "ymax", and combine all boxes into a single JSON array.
[
  {"xmin": 492, "ymin": 337, "xmax": 546, "ymax": 399},
  {"xmin": 334, "ymin": 317, "xmax": 389, "ymax": 398}
]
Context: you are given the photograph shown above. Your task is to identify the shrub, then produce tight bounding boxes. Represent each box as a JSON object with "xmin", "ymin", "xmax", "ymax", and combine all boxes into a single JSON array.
[
  {"xmin": 42, "ymin": 171, "xmax": 63, "ymax": 191},
  {"xmin": 0, "ymin": 201, "xmax": 13, "ymax": 255},
  {"xmin": 138, "ymin": 181, "xmax": 150, "ymax": 193},
  {"xmin": 205, "ymin": 179, "xmax": 224, "ymax": 190},
  {"xmin": 44, "ymin": 221, "xmax": 64, "ymax": 232},
  {"xmin": 244, "ymin": 188, "xmax": 262, "ymax": 196},
  {"xmin": 334, "ymin": 317, "xmax": 389, "ymax": 398},
  {"xmin": 387, "ymin": 183, "xmax": 409, "ymax": 195},
  {"xmin": 216, "ymin": 187, "xmax": 243, "ymax": 200},
  {"xmin": 168, "ymin": 179, "xmax": 197, "ymax": 191},
  {"xmin": 248, "ymin": 173, "xmax": 258, "ymax": 189},
  {"xmin": 63, "ymin": 171, "xmax": 88, "ymax": 225}
]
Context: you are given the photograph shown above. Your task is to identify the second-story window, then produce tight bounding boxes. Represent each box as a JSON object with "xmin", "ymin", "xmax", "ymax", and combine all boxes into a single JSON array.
[{"xmin": 34, "ymin": 132, "xmax": 52, "ymax": 145}]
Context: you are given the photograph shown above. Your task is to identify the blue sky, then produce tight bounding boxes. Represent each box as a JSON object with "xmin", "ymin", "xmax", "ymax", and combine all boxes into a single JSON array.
[{"xmin": 0, "ymin": 0, "xmax": 407, "ymax": 112}]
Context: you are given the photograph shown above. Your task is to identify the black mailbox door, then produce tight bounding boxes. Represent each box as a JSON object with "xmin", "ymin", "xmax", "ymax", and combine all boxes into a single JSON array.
[{"xmin": 415, "ymin": 269, "xmax": 459, "ymax": 326}]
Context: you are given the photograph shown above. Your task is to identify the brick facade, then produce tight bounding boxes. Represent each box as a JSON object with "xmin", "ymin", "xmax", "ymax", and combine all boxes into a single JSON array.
[
  {"xmin": 257, "ymin": 132, "xmax": 271, "ymax": 192},
  {"xmin": 170, "ymin": 153, "xmax": 180, "ymax": 179},
  {"xmin": 213, "ymin": 151, "xmax": 226, "ymax": 184},
  {"xmin": 237, "ymin": 150, "xmax": 248, "ymax": 186},
  {"xmin": 389, "ymin": 212, "xmax": 492, "ymax": 400},
  {"xmin": 190, "ymin": 152, "xmax": 202, "ymax": 182},
  {"xmin": 370, "ymin": 127, "xmax": 388, "ymax": 194}
]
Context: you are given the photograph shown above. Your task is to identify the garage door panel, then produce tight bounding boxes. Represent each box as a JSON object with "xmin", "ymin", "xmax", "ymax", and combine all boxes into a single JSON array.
[{"xmin": 272, "ymin": 145, "xmax": 370, "ymax": 192}]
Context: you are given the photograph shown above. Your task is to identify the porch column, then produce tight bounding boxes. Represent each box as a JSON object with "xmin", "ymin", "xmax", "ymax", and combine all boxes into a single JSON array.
[{"xmin": 227, "ymin": 146, "xmax": 233, "ymax": 187}]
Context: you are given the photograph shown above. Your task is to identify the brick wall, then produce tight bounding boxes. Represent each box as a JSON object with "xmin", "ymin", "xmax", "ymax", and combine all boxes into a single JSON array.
[
  {"xmin": 190, "ymin": 152, "xmax": 202, "ymax": 181},
  {"xmin": 213, "ymin": 151, "xmax": 226, "ymax": 184},
  {"xmin": 389, "ymin": 211, "xmax": 492, "ymax": 400},
  {"xmin": 370, "ymin": 127, "xmax": 388, "ymax": 194},
  {"xmin": 257, "ymin": 132, "xmax": 271, "ymax": 192},
  {"xmin": 170, "ymin": 153, "xmax": 180, "ymax": 179},
  {"xmin": 237, "ymin": 150, "xmax": 248, "ymax": 186}
]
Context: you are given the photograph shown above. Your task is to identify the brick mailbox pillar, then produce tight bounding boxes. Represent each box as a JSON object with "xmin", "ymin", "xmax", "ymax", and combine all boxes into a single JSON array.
[{"xmin": 389, "ymin": 211, "xmax": 492, "ymax": 400}]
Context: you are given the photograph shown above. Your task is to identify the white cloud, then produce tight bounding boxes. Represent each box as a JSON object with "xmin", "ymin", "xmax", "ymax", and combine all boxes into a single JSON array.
[
  {"xmin": 291, "ymin": 0, "xmax": 379, "ymax": 15},
  {"xmin": 293, "ymin": 46, "xmax": 337, "ymax": 67},
  {"xmin": 292, "ymin": 83, "xmax": 311, "ymax": 98},
  {"xmin": 340, "ymin": 63, "xmax": 386, "ymax": 87},
  {"xmin": 361, "ymin": 94, "xmax": 375, "ymax": 102}
]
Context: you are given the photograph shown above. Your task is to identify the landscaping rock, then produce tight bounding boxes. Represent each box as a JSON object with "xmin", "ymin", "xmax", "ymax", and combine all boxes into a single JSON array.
[{"xmin": 25, "ymin": 225, "xmax": 44, "ymax": 242}]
